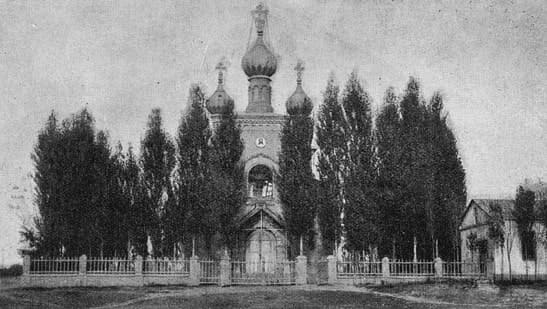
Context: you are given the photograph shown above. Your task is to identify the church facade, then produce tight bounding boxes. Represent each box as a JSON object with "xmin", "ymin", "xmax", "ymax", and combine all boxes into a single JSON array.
[{"xmin": 205, "ymin": 4, "xmax": 312, "ymax": 264}]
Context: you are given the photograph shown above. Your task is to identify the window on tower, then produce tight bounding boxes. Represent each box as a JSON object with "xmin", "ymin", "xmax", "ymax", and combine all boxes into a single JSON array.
[{"xmin": 248, "ymin": 165, "xmax": 273, "ymax": 198}]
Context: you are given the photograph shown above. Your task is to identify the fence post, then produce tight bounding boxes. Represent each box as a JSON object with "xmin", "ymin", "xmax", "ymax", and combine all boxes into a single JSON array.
[
  {"xmin": 135, "ymin": 255, "xmax": 143, "ymax": 286},
  {"xmin": 434, "ymin": 257, "xmax": 443, "ymax": 279},
  {"xmin": 189, "ymin": 255, "xmax": 200, "ymax": 286},
  {"xmin": 296, "ymin": 255, "xmax": 307, "ymax": 285},
  {"xmin": 486, "ymin": 257, "xmax": 494, "ymax": 281},
  {"xmin": 79, "ymin": 255, "xmax": 87, "ymax": 286},
  {"xmin": 381, "ymin": 257, "xmax": 390, "ymax": 279},
  {"xmin": 219, "ymin": 253, "xmax": 231, "ymax": 287},
  {"xmin": 22, "ymin": 255, "xmax": 30, "ymax": 285},
  {"xmin": 327, "ymin": 255, "xmax": 337, "ymax": 285}
]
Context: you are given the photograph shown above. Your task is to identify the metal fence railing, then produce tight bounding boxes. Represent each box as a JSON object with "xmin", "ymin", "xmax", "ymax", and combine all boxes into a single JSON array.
[
  {"xmin": 30, "ymin": 257, "xmax": 79, "ymax": 274},
  {"xmin": 443, "ymin": 261, "xmax": 486, "ymax": 278},
  {"xmin": 389, "ymin": 260, "xmax": 435, "ymax": 277},
  {"xmin": 143, "ymin": 258, "xmax": 190, "ymax": 275},
  {"xmin": 199, "ymin": 260, "xmax": 220, "ymax": 284},
  {"xmin": 336, "ymin": 261, "xmax": 382, "ymax": 278},
  {"xmin": 86, "ymin": 257, "xmax": 135, "ymax": 274},
  {"xmin": 230, "ymin": 260, "xmax": 296, "ymax": 285}
]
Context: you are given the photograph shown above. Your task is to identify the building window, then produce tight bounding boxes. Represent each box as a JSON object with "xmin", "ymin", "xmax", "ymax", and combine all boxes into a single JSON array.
[
  {"xmin": 521, "ymin": 231, "xmax": 536, "ymax": 261},
  {"xmin": 248, "ymin": 165, "xmax": 273, "ymax": 198}
]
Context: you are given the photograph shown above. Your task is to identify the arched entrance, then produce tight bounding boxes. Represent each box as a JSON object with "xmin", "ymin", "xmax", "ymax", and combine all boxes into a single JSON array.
[{"xmin": 245, "ymin": 229, "xmax": 277, "ymax": 272}]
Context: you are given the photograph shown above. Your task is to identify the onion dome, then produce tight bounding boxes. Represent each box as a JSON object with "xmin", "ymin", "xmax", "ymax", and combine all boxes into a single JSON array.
[
  {"xmin": 206, "ymin": 61, "xmax": 234, "ymax": 114},
  {"xmin": 241, "ymin": 4, "xmax": 277, "ymax": 78},
  {"xmin": 286, "ymin": 61, "xmax": 312, "ymax": 115}
]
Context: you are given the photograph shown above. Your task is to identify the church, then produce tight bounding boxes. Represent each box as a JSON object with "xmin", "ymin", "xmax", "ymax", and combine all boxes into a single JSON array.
[{"xmin": 204, "ymin": 3, "xmax": 313, "ymax": 264}]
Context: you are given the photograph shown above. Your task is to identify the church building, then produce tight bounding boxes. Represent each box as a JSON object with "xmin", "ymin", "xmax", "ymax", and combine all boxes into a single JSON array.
[{"xmin": 205, "ymin": 4, "xmax": 312, "ymax": 264}]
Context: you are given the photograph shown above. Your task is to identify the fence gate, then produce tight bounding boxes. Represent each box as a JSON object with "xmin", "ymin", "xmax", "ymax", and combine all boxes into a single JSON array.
[
  {"xmin": 199, "ymin": 260, "xmax": 220, "ymax": 284},
  {"xmin": 230, "ymin": 260, "xmax": 295, "ymax": 285}
]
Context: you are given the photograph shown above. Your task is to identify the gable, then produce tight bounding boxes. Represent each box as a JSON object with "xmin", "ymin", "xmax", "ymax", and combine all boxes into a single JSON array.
[{"xmin": 460, "ymin": 201, "xmax": 490, "ymax": 229}]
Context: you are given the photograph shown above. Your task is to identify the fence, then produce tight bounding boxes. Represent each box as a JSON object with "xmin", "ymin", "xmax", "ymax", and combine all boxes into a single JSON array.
[
  {"xmin": 337, "ymin": 261, "xmax": 382, "ymax": 279},
  {"xmin": 22, "ymin": 254, "xmax": 487, "ymax": 288},
  {"xmin": 328, "ymin": 256, "xmax": 487, "ymax": 285},
  {"xmin": 230, "ymin": 260, "xmax": 296, "ymax": 285},
  {"xmin": 29, "ymin": 257, "xmax": 79, "ymax": 275},
  {"xmin": 389, "ymin": 260, "xmax": 435, "ymax": 277},
  {"xmin": 443, "ymin": 261, "xmax": 486, "ymax": 279},
  {"xmin": 87, "ymin": 257, "xmax": 135, "ymax": 274},
  {"xmin": 144, "ymin": 258, "xmax": 190, "ymax": 275},
  {"xmin": 199, "ymin": 260, "xmax": 220, "ymax": 284}
]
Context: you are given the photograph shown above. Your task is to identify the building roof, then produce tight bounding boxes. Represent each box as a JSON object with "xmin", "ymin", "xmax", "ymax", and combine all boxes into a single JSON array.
[{"xmin": 471, "ymin": 199, "xmax": 515, "ymax": 220}]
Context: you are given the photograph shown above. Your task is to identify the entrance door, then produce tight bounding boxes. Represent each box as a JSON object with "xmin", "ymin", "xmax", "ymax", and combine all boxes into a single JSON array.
[{"xmin": 245, "ymin": 230, "xmax": 276, "ymax": 273}]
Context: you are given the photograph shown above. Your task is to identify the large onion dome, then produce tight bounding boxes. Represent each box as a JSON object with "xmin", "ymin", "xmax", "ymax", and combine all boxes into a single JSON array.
[
  {"xmin": 286, "ymin": 61, "xmax": 312, "ymax": 115},
  {"xmin": 206, "ymin": 62, "xmax": 234, "ymax": 114},
  {"xmin": 241, "ymin": 4, "xmax": 277, "ymax": 78}
]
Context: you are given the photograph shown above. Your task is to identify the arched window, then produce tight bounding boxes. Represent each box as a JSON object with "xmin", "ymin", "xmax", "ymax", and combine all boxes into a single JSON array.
[{"xmin": 248, "ymin": 165, "xmax": 273, "ymax": 198}]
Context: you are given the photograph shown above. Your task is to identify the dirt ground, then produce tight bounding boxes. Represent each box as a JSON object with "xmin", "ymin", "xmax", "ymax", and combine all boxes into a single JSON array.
[{"xmin": 1, "ymin": 282, "xmax": 547, "ymax": 308}]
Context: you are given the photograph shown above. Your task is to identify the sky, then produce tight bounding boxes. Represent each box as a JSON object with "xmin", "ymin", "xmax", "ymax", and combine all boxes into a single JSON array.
[{"xmin": 0, "ymin": 0, "xmax": 546, "ymax": 264}]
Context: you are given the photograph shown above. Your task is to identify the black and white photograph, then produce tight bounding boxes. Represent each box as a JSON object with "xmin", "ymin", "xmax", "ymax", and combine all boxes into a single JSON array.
[{"xmin": 0, "ymin": 0, "xmax": 546, "ymax": 308}]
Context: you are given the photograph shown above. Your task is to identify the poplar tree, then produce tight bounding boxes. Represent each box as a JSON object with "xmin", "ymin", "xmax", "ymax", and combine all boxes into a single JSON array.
[
  {"xmin": 375, "ymin": 87, "xmax": 404, "ymax": 257},
  {"xmin": 208, "ymin": 106, "xmax": 244, "ymax": 254},
  {"xmin": 140, "ymin": 108, "xmax": 176, "ymax": 257},
  {"xmin": 340, "ymin": 71, "xmax": 378, "ymax": 252},
  {"xmin": 398, "ymin": 77, "xmax": 430, "ymax": 259},
  {"xmin": 176, "ymin": 84, "xmax": 212, "ymax": 256},
  {"xmin": 428, "ymin": 92, "xmax": 467, "ymax": 260},
  {"xmin": 26, "ymin": 111, "xmax": 63, "ymax": 256},
  {"xmin": 315, "ymin": 75, "xmax": 345, "ymax": 255},
  {"xmin": 279, "ymin": 111, "xmax": 316, "ymax": 257},
  {"xmin": 514, "ymin": 186, "xmax": 536, "ymax": 261},
  {"xmin": 125, "ymin": 145, "xmax": 149, "ymax": 257}
]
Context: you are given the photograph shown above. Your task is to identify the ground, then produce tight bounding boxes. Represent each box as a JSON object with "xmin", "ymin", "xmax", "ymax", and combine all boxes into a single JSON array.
[{"xmin": 2, "ymin": 280, "xmax": 547, "ymax": 308}]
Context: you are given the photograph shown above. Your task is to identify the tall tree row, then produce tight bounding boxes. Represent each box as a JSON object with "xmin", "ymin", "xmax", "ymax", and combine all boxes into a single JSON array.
[{"xmin": 27, "ymin": 109, "xmax": 133, "ymax": 257}]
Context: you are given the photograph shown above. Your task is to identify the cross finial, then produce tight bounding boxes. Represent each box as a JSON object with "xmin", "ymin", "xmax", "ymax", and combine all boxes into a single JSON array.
[
  {"xmin": 295, "ymin": 60, "xmax": 305, "ymax": 85},
  {"xmin": 252, "ymin": 3, "xmax": 268, "ymax": 36},
  {"xmin": 215, "ymin": 57, "xmax": 229, "ymax": 86}
]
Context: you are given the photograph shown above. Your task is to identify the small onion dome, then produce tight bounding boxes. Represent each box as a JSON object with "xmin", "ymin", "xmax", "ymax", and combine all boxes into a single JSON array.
[
  {"xmin": 241, "ymin": 4, "xmax": 277, "ymax": 78},
  {"xmin": 286, "ymin": 61, "xmax": 312, "ymax": 115},
  {"xmin": 206, "ymin": 66, "xmax": 234, "ymax": 114}
]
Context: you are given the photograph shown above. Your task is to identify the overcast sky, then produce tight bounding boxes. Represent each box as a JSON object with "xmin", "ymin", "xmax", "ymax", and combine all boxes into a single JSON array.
[{"xmin": 0, "ymin": 0, "xmax": 546, "ymax": 262}]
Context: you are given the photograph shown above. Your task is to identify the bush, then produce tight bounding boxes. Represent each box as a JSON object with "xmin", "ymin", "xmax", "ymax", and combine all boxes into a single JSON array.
[{"xmin": 0, "ymin": 264, "xmax": 23, "ymax": 277}]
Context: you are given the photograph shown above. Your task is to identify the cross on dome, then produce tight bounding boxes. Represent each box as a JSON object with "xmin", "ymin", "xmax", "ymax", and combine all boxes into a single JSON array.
[
  {"xmin": 252, "ymin": 3, "xmax": 268, "ymax": 36},
  {"xmin": 215, "ymin": 57, "xmax": 229, "ymax": 86},
  {"xmin": 295, "ymin": 60, "xmax": 305, "ymax": 85}
]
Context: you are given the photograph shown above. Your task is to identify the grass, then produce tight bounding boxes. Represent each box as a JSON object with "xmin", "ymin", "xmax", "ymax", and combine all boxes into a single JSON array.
[
  {"xmin": 371, "ymin": 281, "xmax": 547, "ymax": 308},
  {"xmin": 3, "ymin": 283, "xmax": 547, "ymax": 308}
]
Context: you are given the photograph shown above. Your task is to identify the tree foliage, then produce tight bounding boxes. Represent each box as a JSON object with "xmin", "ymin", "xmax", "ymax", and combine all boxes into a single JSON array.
[
  {"xmin": 176, "ymin": 84, "xmax": 212, "ymax": 256},
  {"xmin": 340, "ymin": 71, "xmax": 378, "ymax": 252},
  {"xmin": 279, "ymin": 109, "xmax": 316, "ymax": 257},
  {"xmin": 208, "ymin": 105, "xmax": 245, "ymax": 254},
  {"xmin": 27, "ymin": 109, "xmax": 132, "ymax": 257},
  {"xmin": 315, "ymin": 75, "xmax": 345, "ymax": 255},
  {"xmin": 514, "ymin": 186, "xmax": 536, "ymax": 260}
]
